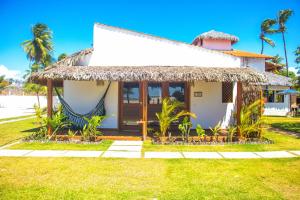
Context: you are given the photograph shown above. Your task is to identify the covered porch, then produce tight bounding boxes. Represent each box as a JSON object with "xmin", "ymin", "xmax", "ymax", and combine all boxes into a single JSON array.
[{"xmin": 32, "ymin": 65, "xmax": 266, "ymax": 140}]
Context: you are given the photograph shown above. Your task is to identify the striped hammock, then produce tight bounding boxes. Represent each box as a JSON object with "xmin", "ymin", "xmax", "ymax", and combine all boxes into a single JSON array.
[{"xmin": 54, "ymin": 82, "xmax": 111, "ymax": 128}]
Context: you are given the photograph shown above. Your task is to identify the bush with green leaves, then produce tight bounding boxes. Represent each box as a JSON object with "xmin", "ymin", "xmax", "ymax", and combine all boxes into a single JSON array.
[
  {"xmin": 178, "ymin": 116, "xmax": 192, "ymax": 142},
  {"xmin": 82, "ymin": 116, "xmax": 106, "ymax": 141},
  {"xmin": 156, "ymin": 98, "xmax": 196, "ymax": 138},
  {"xmin": 227, "ymin": 126, "xmax": 237, "ymax": 142},
  {"xmin": 196, "ymin": 124, "xmax": 206, "ymax": 138},
  {"xmin": 209, "ymin": 121, "xmax": 221, "ymax": 136}
]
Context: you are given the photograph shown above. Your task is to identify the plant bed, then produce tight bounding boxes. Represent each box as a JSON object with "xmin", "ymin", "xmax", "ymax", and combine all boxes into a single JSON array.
[
  {"xmin": 152, "ymin": 136, "xmax": 274, "ymax": 145},
  {"xmin": 22, "ymin": 137, "xmax": 105, "ymax": 145}
]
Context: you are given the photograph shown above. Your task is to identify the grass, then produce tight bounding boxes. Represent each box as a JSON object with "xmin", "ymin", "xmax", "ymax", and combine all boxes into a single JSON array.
[
  {"xmin": 0, "ymin": 157, "xmax": 299, "ymax": 199},
  {"xmin": 0, "ymin": 118, "xmax": 37, "ymax": 146},
  {"xmin": 0, "ymin": 114, "xmax": 35, "ymax": 122},
  {"xmin": 9, "ymin": 140, "xmax": 112, "ymax": 150},
  {"xmin": 265, "ymin": 116, "xmax": 300, "ymax": 133}
]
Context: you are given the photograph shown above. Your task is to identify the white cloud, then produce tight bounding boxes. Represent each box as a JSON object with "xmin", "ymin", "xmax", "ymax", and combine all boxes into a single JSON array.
[{"xmin": 0, "ymin": 65, "xmax": 23, "ymax": 80}]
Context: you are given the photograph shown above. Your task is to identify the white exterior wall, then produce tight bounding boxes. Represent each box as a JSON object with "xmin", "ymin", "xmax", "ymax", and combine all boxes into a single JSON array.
[
  {"xmin": 89, "ymin": 24, "xmax": 241, "ymax": 67},
  {"xmin": 246, "ymin": 58, "xmax": 265, "ymax": 71},
  {"xmin": 263, "ymin": 85, "xmax": 290, "ymax": 116},
  {"xmin": 190, "ymin": 81, "xmax": 237, "ymax": 129},
  {"xmin": 63, "ymin": 80, "xmax": 118, "ymax": 128}
]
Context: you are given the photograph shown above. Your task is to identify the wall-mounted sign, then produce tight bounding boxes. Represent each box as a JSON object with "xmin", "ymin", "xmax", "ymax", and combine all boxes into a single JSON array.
[{"xmin": 194, "ymin": 91, "xmax": 202, "ymax": 97}]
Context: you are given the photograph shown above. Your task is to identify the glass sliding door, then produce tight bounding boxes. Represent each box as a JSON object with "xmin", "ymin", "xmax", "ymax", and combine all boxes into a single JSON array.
[{"xmin": 147, "ymin": 83, "xmax": 162, "ymax": 123}]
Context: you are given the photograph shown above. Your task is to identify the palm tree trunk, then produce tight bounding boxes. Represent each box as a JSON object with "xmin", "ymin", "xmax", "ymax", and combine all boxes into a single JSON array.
[
  {"xmin": 261, "ymin": 39, "xmax": 264, "ymax": 54},
  {"xmin": 36, "ymin": 92, "xmax": 40, "ymax": 108},
  {"xmin": 282, "ymin": 32, "xmax": 289, "ymax": 77}
]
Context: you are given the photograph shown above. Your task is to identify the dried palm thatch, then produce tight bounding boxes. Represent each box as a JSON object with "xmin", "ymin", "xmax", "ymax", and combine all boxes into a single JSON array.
[
  {"xmin": 31, "ymin": 66, "xmax": 266, "ymax": 84},
  {"xmin": 197, "ymin": 30, "xmax": 239, "ymax": 44}
]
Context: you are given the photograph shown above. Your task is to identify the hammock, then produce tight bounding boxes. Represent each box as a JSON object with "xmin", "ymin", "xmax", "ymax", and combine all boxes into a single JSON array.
[{"xmin": 55, "ymin": 82, "xmax": 111, "ymax": 128}]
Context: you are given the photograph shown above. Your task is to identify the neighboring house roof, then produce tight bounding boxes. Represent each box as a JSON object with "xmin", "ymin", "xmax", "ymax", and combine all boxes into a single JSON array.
[
  {"xmin": 261, "ymin": 72, "xmax": 292, "ymax": 86},
  {"xmin": 222, "ymin": 50, "xmax": 273, "ymax": 59},
  {"xmin": 31, "ymin": 66, "xmax": 266, "ymax": 84},
  {"xmin": 196, "ymin": 30, "xmax": 239, "ymax": 44},
  {"xmin": 265, "ymin": 61, "xmax": 285, "ymax": 72}
]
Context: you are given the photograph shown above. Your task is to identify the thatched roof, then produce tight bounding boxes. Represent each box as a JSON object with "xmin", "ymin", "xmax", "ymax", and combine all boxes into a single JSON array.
[
  {"xmin": 261, "ymin": 72, "xmax": 292, "ymax": 86},
  {"xmin": 51, "ymin": 48, "xmax": 93, "ymax": 68},
  {"xmin": 31, "ymin": 66, "xmax": 266, "ymax": 84},
  {"xmin": 197, "ymin": 30, "xmax": 239, "ymax": 44}
]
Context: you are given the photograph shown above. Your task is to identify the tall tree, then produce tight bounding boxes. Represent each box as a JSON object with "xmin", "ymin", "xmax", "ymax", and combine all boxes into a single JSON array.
[
  {"xmin": 58, "ymin": 53, "xmax": 67, "ymax": 61},
  {"xmin": 21, "ymin": 23, "xmax": 53, "ymax": 70},
  {"xmin": 277, "ymin": 9, "xmax": 293, "ymax": 76},
  {"xmin": 0, "ymin": 75, "xmax": 10, "ymax": 93},
  {"xmin": 260, "ymin": 19, "xmax": 277, "ymax": 54},
  {"xmin": 295, "ymin": 46, "xmax": 300, "ymax": 74}
]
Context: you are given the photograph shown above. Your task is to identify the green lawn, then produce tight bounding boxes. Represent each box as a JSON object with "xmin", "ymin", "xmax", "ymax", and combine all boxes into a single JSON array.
[
  {"xmin": 9, "ymin": 140, "xmax": 112, "ymax": 150},
  {"xmin": 0, "ymin": 114, "xmax": 35, "ymax": 122},
  {"xmin": 264, "ymin": 116, "xmax": 300, "ymax": 133},
  {"xmin": 0, "ymin": 118, "xmax": 37, "ymax": 146},
  {"xmin": 0, "ymin": 157, "xmax": 299, "ymax": 199}
]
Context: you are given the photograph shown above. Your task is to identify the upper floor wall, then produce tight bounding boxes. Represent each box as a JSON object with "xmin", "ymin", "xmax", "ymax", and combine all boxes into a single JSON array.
[{"xmin": 89, "ymin": 23, "xmax": 241, "ymax": 68}]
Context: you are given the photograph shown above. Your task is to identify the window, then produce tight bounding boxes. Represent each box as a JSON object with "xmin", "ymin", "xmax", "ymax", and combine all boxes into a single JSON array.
[
  {"xmin": 263, "ymin": 90, "xmax": 284, "ymax": 103},
  {"xmin": 222, "ymin": 82, "xmax": 233, "ymax": 103},
  {"xmin": 169, "ymin": 82, "xmax": 185, "ymax": 102},
  {"xmin": 123, "ymin": 82, "xmax": 139, "ymax": 103},
  {"xmin": 148, "ymin": 83, "xmax": 162, "ymax": 104}
]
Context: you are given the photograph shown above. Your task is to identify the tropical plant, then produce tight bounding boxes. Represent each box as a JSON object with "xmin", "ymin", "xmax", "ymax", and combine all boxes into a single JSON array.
[
  {"xmin": 58, "ymin": 53, "xmax": 67, "ymax": 61},
  {"xmin": 33, "ymin": 104, "xmax": 44, "ymax": 127},
  {"xmin": 295, "ymin": 46, "xmax": 300, "ymax": 74},
  {"xmin": 227, "ymin": 126, "xmax": 237, "ymax": 142},
  {"xmin": 209, "ymin": 121, "xmax": 221, "ymax": 136},
  {"xmin": 178, "ymin": 116, "xmax": 192, "ymax": 142},
  {"xmin": 23, "ymin": 82, "xmax": 47, "ymax": 108},
  {"xmin": 156, "ymin": 98, "xmax": 196, "ymax": 139},
  {"xmin": 238, "ymin": 99, "xmax": 265, "ymax": 139},
  {"xmin": 196, "ymin": 124, "xmax": 205, "ymax": 137},
  {"xmin": 82, "ymin": 116, "xmax": 106, "ymax": 141},
  {"xmin": 46, "ymin": 109, "xmax": 72, "ymax": 139},
  {"xmin": 277, "ymin": 9, "xmax": 293, "ymax": 76},
  {"xmin": 0, "ymin": 75, "xmax": 10, "ymax": 93},
  {"xmin": 67, "ymin": 129, "xmax": 76, "ymax": 137},
  {"xmin": 260, "ymin": 19, "xmax": 277, "ymax": 54},
  {"xmin": 21, "ymin": 23, "xmax": 53, "ymax": 68}
]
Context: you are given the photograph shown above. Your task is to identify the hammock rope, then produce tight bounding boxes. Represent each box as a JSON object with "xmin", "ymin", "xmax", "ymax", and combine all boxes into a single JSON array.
[{"xmin": 54, "ymin": 82, "xmax": 111, "ymax": 128}]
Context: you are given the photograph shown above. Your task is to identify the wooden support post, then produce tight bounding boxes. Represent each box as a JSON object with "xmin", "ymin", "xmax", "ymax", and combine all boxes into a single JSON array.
[
  {"xmin": 141, "ymin": 81, "xmax": 148, "ymax": 141},
  {"xmin": 47, "ymin": 79, "xmax": 53, "ymax": 135},
  {"xmin": 236, "ymin": 82, "xmax": 242, "ymax": 136}
]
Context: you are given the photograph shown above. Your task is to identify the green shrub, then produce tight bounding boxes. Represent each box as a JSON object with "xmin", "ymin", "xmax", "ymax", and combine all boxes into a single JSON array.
[
  {"xmin": 82, "ymin": 116, "xmax": 106, "ymax": 141},
  {"xmin": 178, "ymin": 116, "xmax": 192, "ymax": 142}
]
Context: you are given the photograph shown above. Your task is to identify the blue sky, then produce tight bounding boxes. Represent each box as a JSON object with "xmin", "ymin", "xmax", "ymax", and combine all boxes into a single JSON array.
[{"xmin": 0, "ymin": 0, "xmax": 299, "ymax": 79}]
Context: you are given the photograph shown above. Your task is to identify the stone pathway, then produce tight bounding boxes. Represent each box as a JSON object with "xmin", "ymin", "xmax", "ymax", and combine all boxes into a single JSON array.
[
  {"xmin": 0, "ymin": 140, "xmax": 299, "ymax": 159},
  {"xmin": 102, "ymin": 140, "xmax": 142, "ymax": 158}
]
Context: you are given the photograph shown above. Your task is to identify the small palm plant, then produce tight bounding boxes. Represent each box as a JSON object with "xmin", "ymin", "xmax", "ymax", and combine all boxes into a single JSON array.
[
  {"xmin": 196, "ymin": 124, "xmax": 205, "ymax": 142},
  {"xmin": 178, "ymin": 116, "xmax": 192, "ymax": 143},
  {"xmin": 227, "ymin": 126, "xmax": 237, "ymax": 142},
  {"xmin": 46, "ymin": 109, "xmax": 72, "ymax": 139},
  {"xmin": 156, "ymin": 98, "xmax": 196, "ymax": 141},
  {"xmin": 209, "ymin": 121, "xmax": 221, "ymax": 136},
  {"xmin": 238, "ymin": 99, "xmax": 265, "ymax": 139},
  {"xmin": 82, "ymin": 116, "xmax": 106, "ymax": 141}
]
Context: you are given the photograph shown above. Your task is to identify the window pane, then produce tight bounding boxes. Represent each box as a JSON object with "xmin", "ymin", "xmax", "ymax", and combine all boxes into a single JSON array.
[
  {"xmin": 275, "ymin": 91, "xmax": 284, "ymax": 103},
  {"xmin": 268, "ymin": 91, "xmax": 275, "ymax": 103},
  {"xmin": 169, "ymin": 82, "xmax": 185, "ymax": 102},
  {"xmin": 148, "ymin": 83, "xmax": 162, "ymax": 104},
  {"xmin": 123, "ymin": 82, "xmax": 139, "ymax": 103},
  {"xmin": 222, "ymin": 82, "xmax": 233, "ymax": 103}
]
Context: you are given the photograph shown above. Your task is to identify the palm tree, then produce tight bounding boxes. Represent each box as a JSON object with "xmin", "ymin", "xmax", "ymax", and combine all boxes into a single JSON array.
[
  {"xmin": 58, "ymin": 53, "xmax": 67, "ymax": 61},
  {"xmin": 0, "ymin": 75, "xmax": 10, "ymax": 93},
  {"xmin": 260, "ymin": 19, "xmax": 277, "ymax": 54},
  {"xmin": 271, "ymin": 54, "xmax": 284, "ymax": 65},
  {"xmin": 295, "ymin": 46, "xmax": 300, "ymax": 74},
  {"xmin": 21, "ymin": 23, "xmax": 53, "ymax": 70},
  {"xmin": 277, "ymin": 9, "xmax": 293, "ymax": 76}
]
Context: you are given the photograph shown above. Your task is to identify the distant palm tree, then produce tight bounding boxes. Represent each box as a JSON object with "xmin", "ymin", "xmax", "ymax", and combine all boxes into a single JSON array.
[
  {"xmin": 277, "ymin": 9, "xmax": 293, "ymax": 76},
  {"xmin": 58, "ymin": 53, "xmax": 67, "ymax": 61},
  {"xmin": 260, "ymin": 19, "xmax": 277, "ymax": 54},
  {"xmin": 271, "ymin": 54, "xmax": 284, "ymax": 65},
  {"xmin": 295, "ymin": 46, "xmax": 300, "ymax": 74},
  {"xmin": 0, "ymin": 75, "xmax": 10, "ymax": 93},
  {"xmin": 21, "ymin": 23, "xmax": 53, "ymax": 70}
]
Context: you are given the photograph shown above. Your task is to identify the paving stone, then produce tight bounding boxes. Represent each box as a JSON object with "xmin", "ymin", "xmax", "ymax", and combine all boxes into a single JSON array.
[
  {"xmin": 0, "ymin": 150, "xmax": 32, "ymax": 157},
  {"xmin": 25, "ymin": 150, "xmax": 67, "ymax": 157},
  {"xmin": 108, "ymin": 145, "xmax": 142, "ymax": 151},
  {"xmin": 144, "ymin": 152, "xmax": 183, "ymax": 159},
  {"xmin": 255, "ymin": 151, "xmax": 296, "ymax": 158},
  {"xmin": 182, "ymin": 152, "xmax": 222, "ymax": 159},
  {"xmin": 102, "ymin": 151, "xmax": 141, "ymax": 158},
  {"xmin": 219, "ymin": 152, "xmax": 260, "ymax": 159},
  {"xmin": 64, "ymin": 151, "xmax": 103, "ymax": 157},
  {"xmin": 289, "ymin": 151, "xmax": 300, "ymax": 156},
  {"xmin": 112, "ymin": 141, "xmax": 143, "ymax": 146}
]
